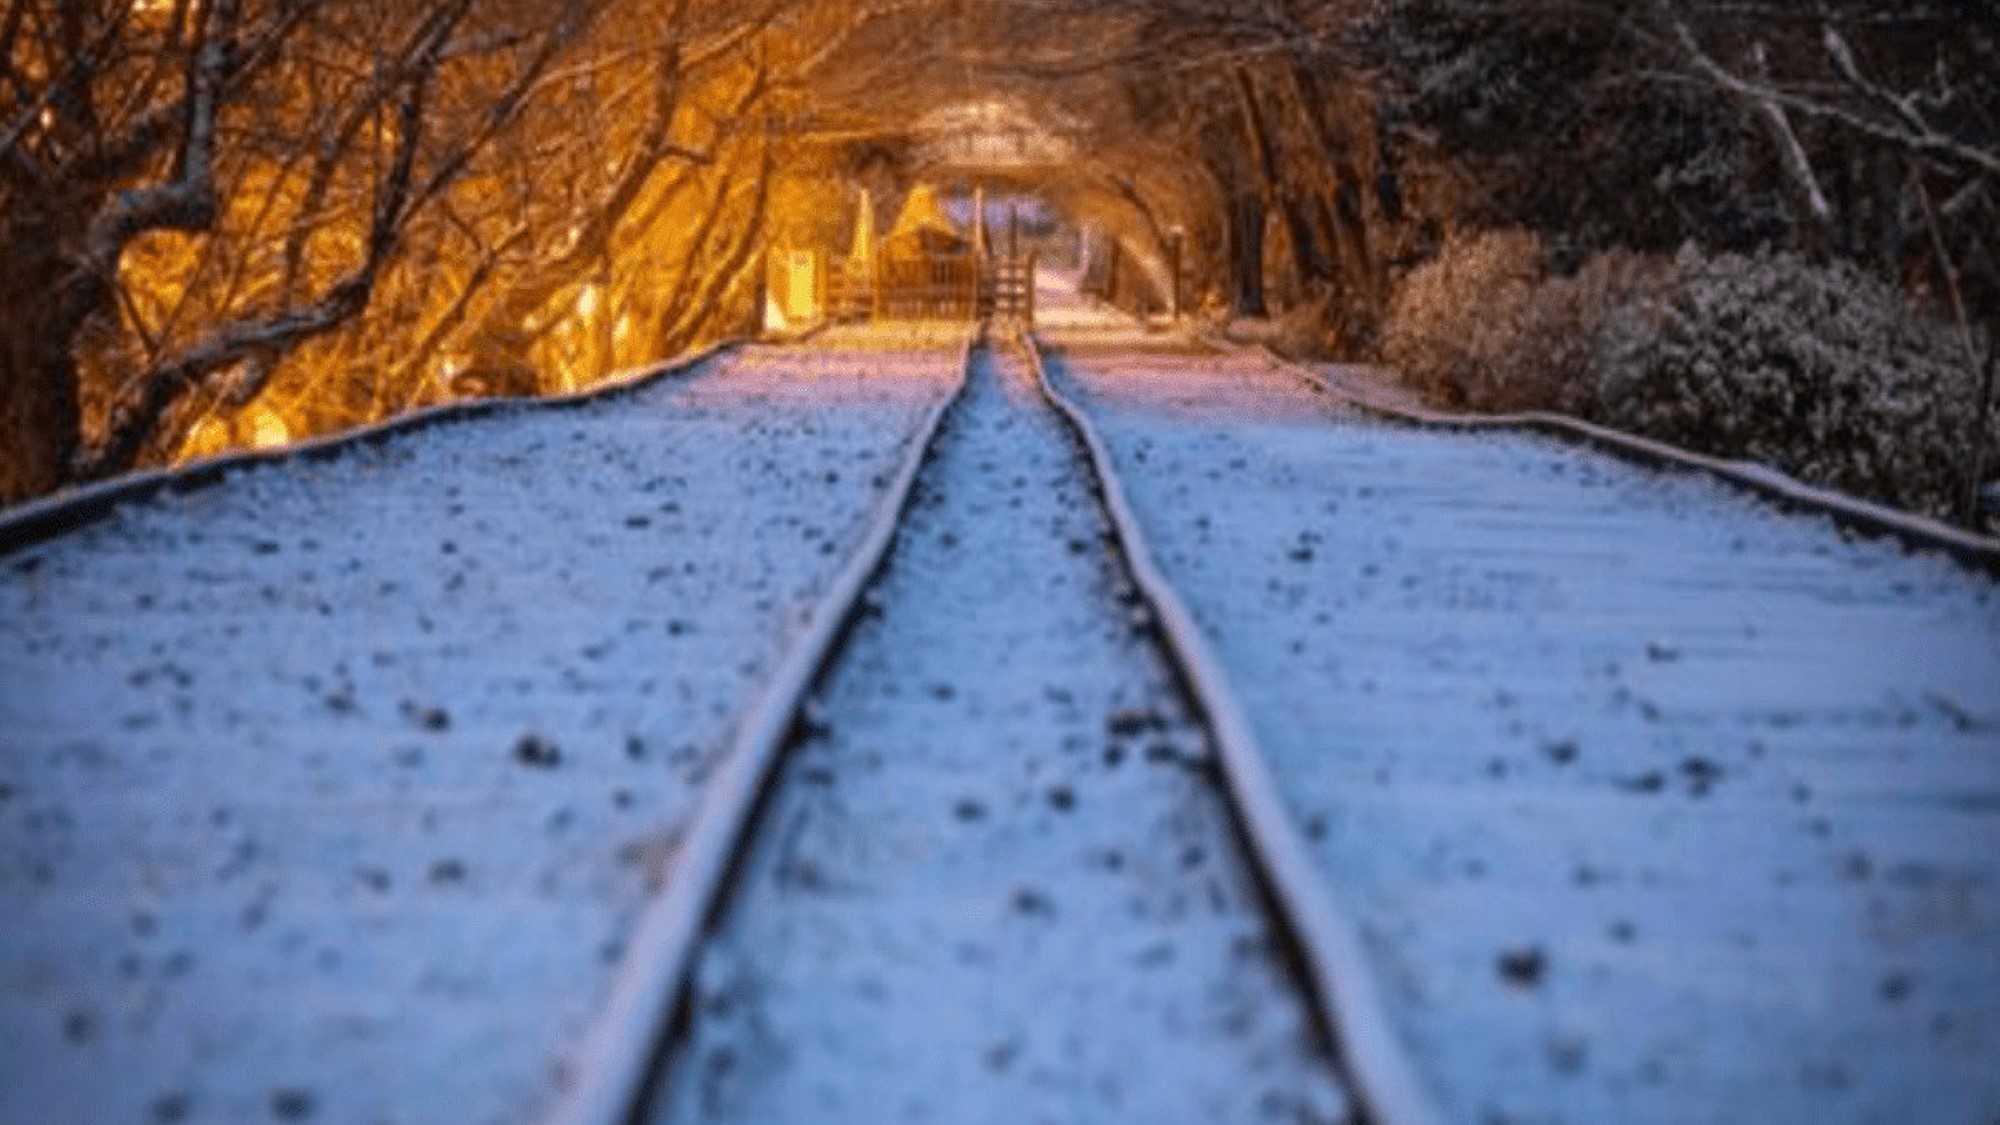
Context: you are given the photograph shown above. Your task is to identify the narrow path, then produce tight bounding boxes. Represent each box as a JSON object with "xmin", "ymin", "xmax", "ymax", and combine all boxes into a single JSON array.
[
  {"xmin": 649, "ymin": 343, "xmax": 1343, "ymax": 1125},
  {"xmin": 0, "ymin": 330, "xmax": 963, "ymax": 1125},
  {"xmin": 1038, "ymin": 291, "xmax": 2000, "ymax": 1124}
]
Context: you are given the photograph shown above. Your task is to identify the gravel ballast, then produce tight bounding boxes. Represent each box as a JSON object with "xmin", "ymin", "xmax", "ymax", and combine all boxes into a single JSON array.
[
  {"xmin": 1045, "ymin": 303, "xmax": 2000, "ymax": 1125},
  {"xmin": 650, "ymin": 343, "xmax": 1341, "ymax": 1125}
]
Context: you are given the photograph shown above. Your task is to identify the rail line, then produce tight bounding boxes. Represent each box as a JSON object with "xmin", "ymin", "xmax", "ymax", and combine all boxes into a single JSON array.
[
  {"xmin": 0, "ymin": 342, "xmax": 748, "ymax": 557},
  {"xmin": 1223, "ymin": 339, "xmax": 2000, "ymax": 577},
  {"xmin": 1024, "ymin": 330, "xmax": 1441, "ymax": 1125},
  {"xmin": 549, "ymin": 329, "xmax": 977, "ymax": 1125},
  {"xmin": 552, "ymin": 325, "xmax": 1439, "ymax": 1125}
]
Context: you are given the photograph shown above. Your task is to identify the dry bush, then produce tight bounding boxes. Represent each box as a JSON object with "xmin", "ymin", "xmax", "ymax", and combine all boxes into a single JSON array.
[
  {"xmin": 1492, "ymin": 250, "xmax": 1681, "ymax": 413},
  {"xmin": 1380, "ymin": 227, "xmax": 1542, "ymax": 406},
  {"xmin": 1381, "ymin": 228, "xmax": 1680, "ymax": 412}
]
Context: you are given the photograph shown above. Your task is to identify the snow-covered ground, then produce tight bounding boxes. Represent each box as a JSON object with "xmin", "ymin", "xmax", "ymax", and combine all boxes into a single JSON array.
[
  {"xmin": 652, "ymin": 342, "xmax": 1343, "ymax": 1125},
  {"xmin": 0, "ymin": 328, "xmax": 962, "ymax": 1125},
  {"xmin": 1042, "ymin": 303, "xmax": 2000, "ymax": 1124}
]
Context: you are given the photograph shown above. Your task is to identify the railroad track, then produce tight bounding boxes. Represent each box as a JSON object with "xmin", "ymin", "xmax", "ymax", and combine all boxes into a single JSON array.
[{"xmin": 551, "ymin": 326, "xmax": 1438, "ymax": 1125}]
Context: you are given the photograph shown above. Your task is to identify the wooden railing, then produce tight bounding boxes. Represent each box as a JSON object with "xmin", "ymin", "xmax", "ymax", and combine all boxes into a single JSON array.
[
  {"xmin": 874, "ymin": 256, "xmax": 979, "ymax": 320},
  {"xmin": 797, "ymin": 251, "xmax": 1038, "ymax": 327}
]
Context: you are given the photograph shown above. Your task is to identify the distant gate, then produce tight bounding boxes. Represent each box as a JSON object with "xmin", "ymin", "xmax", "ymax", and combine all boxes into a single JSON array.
[
  {"xmin": 784, "ymin": 251, "xmax": 1038, "ymax": 328},
  {"xmin": 874, "ymin": 256, "xmax": 980, "ymax": 321}
]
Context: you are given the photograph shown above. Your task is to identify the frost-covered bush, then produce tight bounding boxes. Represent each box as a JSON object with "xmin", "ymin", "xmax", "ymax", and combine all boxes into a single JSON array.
[
  {"xmin": 1380, "ymin": 228, "xmax": 1541, "ymax": 407},
  {"xmin": 1594, "ymin": 250, "xmax": 1991, "ymax": 520}
]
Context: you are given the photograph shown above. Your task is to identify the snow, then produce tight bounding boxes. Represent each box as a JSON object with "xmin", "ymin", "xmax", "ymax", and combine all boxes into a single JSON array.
[
  {"xmin": 1041, "ymin": 302, "xmax": 2000, "ymax": 1124},
  {"xmin": 650, "ymin": 342, "xmax": 1343, "ymax": 1125},
  {"xmin": 0, "ymin": 328, "xmax": 962, "ymax": 1125}
]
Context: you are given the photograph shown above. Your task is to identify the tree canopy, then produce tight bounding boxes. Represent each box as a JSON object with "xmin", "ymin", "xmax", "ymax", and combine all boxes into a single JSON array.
[{"xmin": 4, "ymin": 0, "xmax": 1994, "ymax": 502}]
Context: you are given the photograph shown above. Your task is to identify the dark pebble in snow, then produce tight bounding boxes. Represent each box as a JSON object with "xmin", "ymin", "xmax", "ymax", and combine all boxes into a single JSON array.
[
  {"xmin": 252, "ymin": 541, "xmax": 280, "ymax": 555},
  {"xmin": 270, "ymin": 1088, "xmax": 315, "ymax": 1119},
  {"xmin": 1543, "ymin": 740, "xmax": 1579, "ymax": 765},
  {"xmin": 357, "ymin": 867, "xmax": 391, "ymax": 893},
  {"xmin": 983, "ymin": 1039, "xmax": 1019, "ymax": 1072},
  {"xmin": 1645, "ymin": 642, "xmax": 1680, "ymax": 663},
  {"xmin": 625, "ymin": 736, "xmax": 647, "ymax": 760},
  {"xmin": 1012, "ymin": 887, "xmax": 1054, "ymax": 916},
  {"xmin": 412, "ymin": 706, "xmax": 449, "ymax": 732},
  {"xmin": 1880, "ymin": 972, "xmax": 1913, "ymax": 1003},
  {"xmin": 0, "ymin": 781, "xmax": 14, "ymax": 801},
  {"xmin": 151, "ymin": 1093, "xmax": 190, "ymax": 1122},
  {"xmin": 1108, "ymin": 708, "xmax": 1158, "ymax": 736},
  {"xmin": 1681, "ymin": 756, "xmax": 1722, "ymax": 783},
  {"xmin": 1546, "ymin": 1032, "xmax": 1588, "ymax": 1075},
  {"xmin": 1047, "ymin": 785, "xmax": 1075, "ymax": 812},
  {"xmin": 62, "ymin": 1008, "xmax": 94, "ymax": 1044},
  {"xmin": 1497, "ymin": 946, "xmax": 1546, "ymax": 988},
  {"xmin": 928, "ymin": 683, "xmax": 956, "ymax": 701},
  {"xmin": 1103, "ymin": 745, "xmax": 1125, "ymax": 768},
  {"xmin": 1288, "ymin": 545, "xmax": 1314, "ymax": 562},
  {"xmin": 515, "ymin": 735, "xmax": 562, "ymax": 769},
  {"xmin": 1609, "ymin": 920, "xmax": 1637, "ymax": 943},
  {"xmin": 1618, "ymin": 771, "xmax": 1666, "ymax": 794},
  {"xmin": 954, "ymin": 798, "xmax": 986, "ymax": 822},
  {"xmin": 429, "ymin": 859, "xmax": 468, "ymax": 884},
  {"xmin": 1067, "ymin": 538, "xmax": 1089, "ymax": 554}
]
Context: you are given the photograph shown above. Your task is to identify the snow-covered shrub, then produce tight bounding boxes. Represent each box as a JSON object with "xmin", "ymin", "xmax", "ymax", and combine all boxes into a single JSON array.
[
  {"xmin": 1593, "ymin": 249, "xmax": 1991, "ymax": 520},
  {"xmin": 1380, "ymin": 227, "xmax": 1542, "ymax": 406}
]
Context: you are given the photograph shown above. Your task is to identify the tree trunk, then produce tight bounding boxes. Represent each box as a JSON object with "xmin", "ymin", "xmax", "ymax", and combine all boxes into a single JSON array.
[
  {"xmin": 0, "ymin": 207, "xmax": 93, "ymax": 501},
  {"xmin": 1230, "ymin": 192, "xmax": 1267, "ymax": 317},
  {"xmin": 1286, "ymin": 58, "xmax": 1380, "ymax": 310}
]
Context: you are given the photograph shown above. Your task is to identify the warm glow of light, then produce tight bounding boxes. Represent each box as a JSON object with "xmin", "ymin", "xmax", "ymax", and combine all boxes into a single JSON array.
[
  {"xmin": 918, "ymin": 99, "xmax": 1074, "ymax": 171},
  {"xmin": 250, "ymin": 409, "xmax": 291, "ymax": 449}
]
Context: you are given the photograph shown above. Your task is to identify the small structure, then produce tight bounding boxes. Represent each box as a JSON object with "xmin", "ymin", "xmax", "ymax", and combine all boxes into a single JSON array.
[
  {"xmin": 764, "ymin": 184, "xmax": 1036, "ymax": 331},
  {"xmin": 875, "ymin": 184, "xmax": 979, "ymax": 320},
  {"xmin": 764, "ymin": 245, "xmax": 826, "ymax": 331}
]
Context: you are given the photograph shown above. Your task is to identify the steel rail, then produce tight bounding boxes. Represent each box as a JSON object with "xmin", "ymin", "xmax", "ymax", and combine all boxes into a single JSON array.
[
  {"xmin": 0, "ymin": 341, "xmax": 751, "ymax": 558},
  {"xmin": 1227, "ymin": 339, "xmax": 2000, "ymax": 578},
  {"xmin": 547, "ymin": 329, "xmax": 978, "ymax": 1125},
  {"xmin": 1019, "ymin": 328, "xmax": 1444, "ymax": 1125}
]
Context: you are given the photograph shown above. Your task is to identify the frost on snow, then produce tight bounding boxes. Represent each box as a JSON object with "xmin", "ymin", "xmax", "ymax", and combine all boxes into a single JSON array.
[{"xmin": 0, "ymin": 330, "xmax": 961, "ymax": 1125}]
